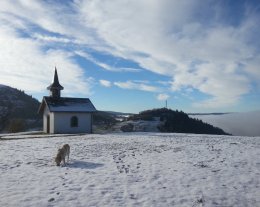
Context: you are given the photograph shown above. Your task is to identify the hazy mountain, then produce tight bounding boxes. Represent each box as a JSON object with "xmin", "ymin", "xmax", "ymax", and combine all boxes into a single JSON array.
[
  {"xmin": 0, "ymin": 85, "xmax": 41, "ymax": 132},
  {"xmin": 104, "ymin": 111, "xmax": 133, "ymax": 116},
  {"xmin": 190, "ymin": 111, "xmax": 260, "ymax": 136}
]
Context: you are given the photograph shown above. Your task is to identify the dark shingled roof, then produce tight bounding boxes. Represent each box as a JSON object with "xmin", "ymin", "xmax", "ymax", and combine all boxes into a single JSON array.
[{"xmin": 38, "ymin": 96, "xmax": 96, "ymax": 113}]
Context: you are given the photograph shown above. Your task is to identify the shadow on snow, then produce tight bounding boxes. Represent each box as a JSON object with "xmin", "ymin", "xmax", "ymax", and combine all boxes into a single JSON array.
[{"xmin": 68, "ymin": 160, "xmax": 104, "ymax": 169}]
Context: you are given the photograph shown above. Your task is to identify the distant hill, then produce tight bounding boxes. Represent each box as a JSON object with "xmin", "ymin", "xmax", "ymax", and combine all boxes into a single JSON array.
[
  {"xmin": 104, "ymin": 111, "xmax": 133, "ymax": 116},
  {"xmin": 128, "ymin": 108, "xmax": 230, "ymax": 135},
  {"xmin": 93, "ymin": 111, "xmax": 118, "ymax": 125},
  {"xmin": 188, "ymin": 112, "xmax": 231, "ymax": 116},
  {"xmin": 0, "ymin": 85, "xmax": 41, "ymax": 132}
]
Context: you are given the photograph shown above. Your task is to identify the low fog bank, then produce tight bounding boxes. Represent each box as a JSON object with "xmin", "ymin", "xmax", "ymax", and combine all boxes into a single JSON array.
[{"xmin": 190, "ymin": 111, "xmax": 260, "ymax": 136}]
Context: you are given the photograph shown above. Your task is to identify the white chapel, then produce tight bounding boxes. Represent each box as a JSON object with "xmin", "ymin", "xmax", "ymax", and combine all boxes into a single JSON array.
[{"xmin": 38, "ymin": 68, "xmax": 96, "ymax": 134}]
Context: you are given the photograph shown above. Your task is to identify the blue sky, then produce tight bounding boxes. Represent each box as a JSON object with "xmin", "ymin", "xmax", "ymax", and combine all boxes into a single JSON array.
[{"xmin": 0, "ymin": 0, "xmax": 260, "ymax": 113}]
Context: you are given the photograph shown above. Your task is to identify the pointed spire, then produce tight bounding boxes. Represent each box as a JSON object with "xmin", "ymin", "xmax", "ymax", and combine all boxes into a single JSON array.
[
  {"xmin": 47, "ymin": 67, "xmax": 64, "ymax": 90},
  {"xmin": 47, "ymin": 67, "xmax": 64, "ymax": 98},
  {"xmin": 53, "ymin": 67, "xmax": 59, "ymax": 86}
]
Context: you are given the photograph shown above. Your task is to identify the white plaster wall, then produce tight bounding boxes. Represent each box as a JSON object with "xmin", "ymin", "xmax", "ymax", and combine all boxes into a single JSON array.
[
  {"xmin": 43, "ymin": 107, "xmax": 55, "ymax": 133},
  {"xmin": 53, "ymin": 112, "xmax": 92, "ymax": 134},
  {"xmin": 50, "ymin": 112, "xmax": 55, "ymax": 134},
  {"xmin": 43, "ymin": 107, "xmax": 49, "ymax": 133}
]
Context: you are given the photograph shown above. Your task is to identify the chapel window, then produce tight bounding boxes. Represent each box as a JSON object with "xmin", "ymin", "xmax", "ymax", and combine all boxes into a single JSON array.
[{"xmin": 71, "ymin": 116, "xmax": 78, "ymax": 127}]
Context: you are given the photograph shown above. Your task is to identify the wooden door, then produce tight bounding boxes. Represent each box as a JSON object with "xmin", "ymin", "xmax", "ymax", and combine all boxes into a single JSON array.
[{"xmin": 47, "ymin": 115, "xmax": 50, "ymax": 133}]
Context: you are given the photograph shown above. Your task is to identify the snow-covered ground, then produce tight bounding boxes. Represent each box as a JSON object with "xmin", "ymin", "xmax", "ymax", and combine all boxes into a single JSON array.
[{"xmin": 0, "ymin": 133, "xmax": 259, "ymax": 207}]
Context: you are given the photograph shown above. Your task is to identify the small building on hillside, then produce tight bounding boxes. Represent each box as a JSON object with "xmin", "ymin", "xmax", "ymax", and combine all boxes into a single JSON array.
[{"xmin": 38, "ymin": 68, "xmax": 96, "ymax": 134}]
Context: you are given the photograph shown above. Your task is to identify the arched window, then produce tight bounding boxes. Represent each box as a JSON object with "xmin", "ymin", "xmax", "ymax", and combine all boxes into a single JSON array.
[{"xmin": 71, "ymin": 116, "xmax": 78, "ymax": 127}]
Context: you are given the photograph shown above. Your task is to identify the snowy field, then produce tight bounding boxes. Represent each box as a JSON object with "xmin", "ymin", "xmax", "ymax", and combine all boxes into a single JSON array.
[{"xmin": 0, "ymin": 133, "xmax": 259, "ymax": 207}]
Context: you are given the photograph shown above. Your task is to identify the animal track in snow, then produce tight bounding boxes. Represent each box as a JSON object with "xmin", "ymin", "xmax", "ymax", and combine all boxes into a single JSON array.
[{"xmin": 113, "ymin": 148, "xmax": 142, "ymax": 174}]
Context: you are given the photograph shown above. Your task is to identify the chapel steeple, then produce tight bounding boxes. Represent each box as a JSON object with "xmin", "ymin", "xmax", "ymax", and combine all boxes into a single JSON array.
[{"xmin": 47, "ymin": 67, "xmax": 64, "ymax": 99}]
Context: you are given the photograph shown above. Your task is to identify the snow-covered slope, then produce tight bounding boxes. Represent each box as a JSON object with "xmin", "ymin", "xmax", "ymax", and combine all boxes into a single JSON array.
[
  {"xmin": 0, "ymin": 133, "xmax": 259, "ymax": 207},
  {"xmin": 190, "ymin": 111, "xmax": 260, "ymax": 136}
]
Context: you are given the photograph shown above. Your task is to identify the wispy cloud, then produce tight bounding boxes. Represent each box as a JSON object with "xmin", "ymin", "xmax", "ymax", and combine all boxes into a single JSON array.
[
  {"xmin": 0, "ymin": 23, "xmax": 92, "ymax": 97},
  {"xmin": 99, "ymin": 80, "xmax": 112, "ymax": 88},
  {"xmin": 114, "ymin": 81, "xmax": 160, "ymax": 92},
  {"xmin": 157, "ymin": 94, "xmax": 170, "ymax": 101},
  {"xmin": 31, "ymin": 33, "xmax": 79, "ymax": 44},
  {"xmin": 76, "ymin": 0, "xmax": 259, "ymax": 108}
]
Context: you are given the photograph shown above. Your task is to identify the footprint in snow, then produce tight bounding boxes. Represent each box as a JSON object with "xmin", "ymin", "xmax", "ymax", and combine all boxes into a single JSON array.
[{"xmin": 48, "ymin": 198, "xmax": 55, "ymax": 202}]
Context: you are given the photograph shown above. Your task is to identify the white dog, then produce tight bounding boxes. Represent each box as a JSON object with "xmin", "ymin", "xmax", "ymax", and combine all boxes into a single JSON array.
[{"xmin": 55, "ymin": 144, "xmax": 70, "ymax": 166}]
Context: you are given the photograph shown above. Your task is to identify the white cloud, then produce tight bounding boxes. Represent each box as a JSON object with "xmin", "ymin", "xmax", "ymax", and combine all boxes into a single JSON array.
[
  {"xmin": 99, "ymin": 80, "xmax": 112, "ymax": 88},
  {"xmin": 0, "ymin": 24, "xmax": 92, "ymax": 97},
  {"xmin": 0, "ymin": 0, "xmax": 259, "ymax": 109},
  {"xmin": 157, "ymin": 94, "xmax": 169, "ymax": 101},
  {"xmin": 171, "ymin": 62, "xmax": 251, "ymax": 108},
  {"xmin": 245, "ymin": 55, "xmax": 260, "ymax": 80},
  {"xmin": 76, "ymin": 0, "xmax": 258, "ymax": 108},
  {"xmin": 31, "ymin": 34, "xmax": 79, "ymax": 44},
  {"xmin": 114, "ymin": 81, "xmax": 159, "ymax": 92},
  {"xmin": 0, "ymin": 0, "xmax": 97, "ymax": 45}
]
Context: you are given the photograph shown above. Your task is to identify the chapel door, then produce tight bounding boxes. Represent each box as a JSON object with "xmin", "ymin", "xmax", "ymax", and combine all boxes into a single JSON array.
[{"xmin": 47, "ymin": 115, "xmax": 50, "ymax": 133}]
